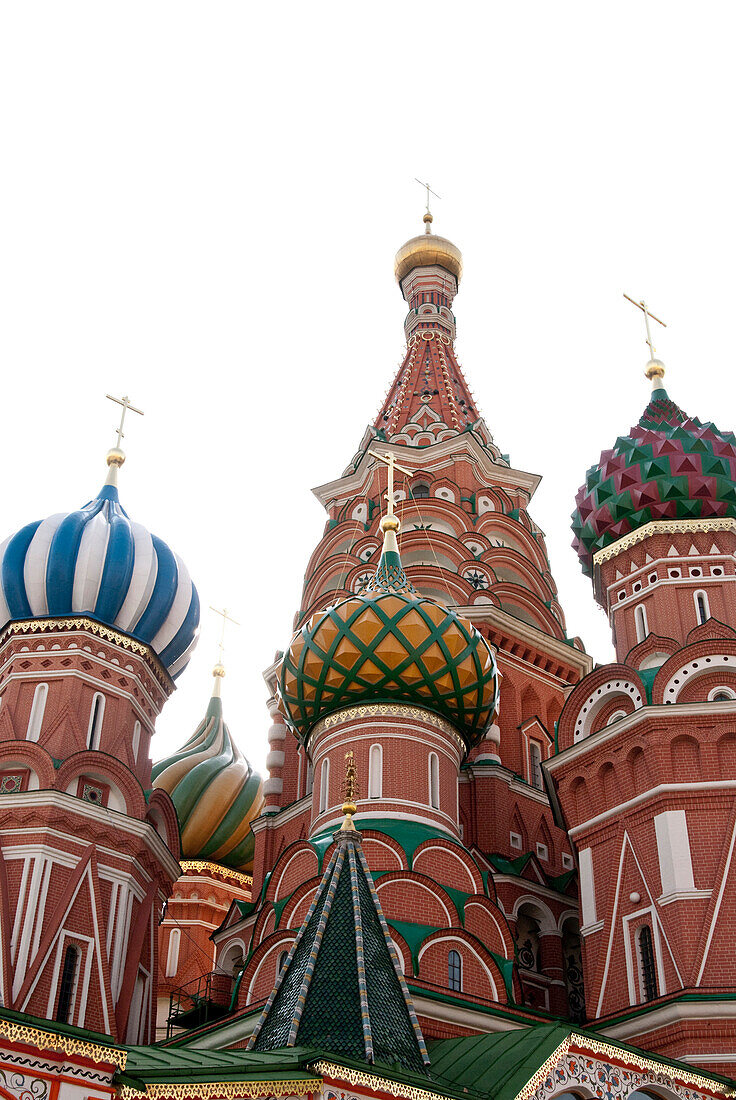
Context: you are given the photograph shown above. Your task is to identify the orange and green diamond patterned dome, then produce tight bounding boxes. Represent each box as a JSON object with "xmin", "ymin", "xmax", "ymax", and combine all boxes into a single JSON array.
[{"xmin": 278, "ymin": 519, "xmax": 499, "ymax": 748}]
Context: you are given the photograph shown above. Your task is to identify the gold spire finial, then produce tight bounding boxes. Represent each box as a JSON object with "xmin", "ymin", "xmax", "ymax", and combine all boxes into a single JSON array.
[
  {"xmin": 340, "ymin": 750, "xmax": 359, "ymax": 830},
  {"xmin": 369, "ymin": 450, "xmax": 412, "ymax": 539},
  {"xmin": 209, "ymin": 606, "xmax": 239, "ymax": 696},
  {"xmin": 415, "ymin": 178, "xmax": 441, "ymax": 234},
  {"xmin": 623, "ymin": 294, "xmax": 668, "ymax": 390},
  {"xmin": 104, "ymin": 393, "xmax": 144, "ymax": 486}
]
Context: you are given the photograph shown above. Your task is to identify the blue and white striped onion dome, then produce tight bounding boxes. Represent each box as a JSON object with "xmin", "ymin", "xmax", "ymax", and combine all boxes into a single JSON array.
[{"xmin": 0, "ymin": 481, "xmax": 199, "ymax": 678}]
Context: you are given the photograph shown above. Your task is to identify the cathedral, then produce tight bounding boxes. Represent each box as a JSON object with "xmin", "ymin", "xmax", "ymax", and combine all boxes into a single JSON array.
[{"xmin": 0, "ymin": 211, "xmax": 735, "ymax": 1100}]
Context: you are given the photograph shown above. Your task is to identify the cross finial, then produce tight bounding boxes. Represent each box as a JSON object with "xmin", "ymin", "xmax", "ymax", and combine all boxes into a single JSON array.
[
  {"xmin": 623, "ymin": 294, "xmax": 668, "ymax": 387},
  {"xmin": 104, "ymin": 393, "xmax": 144, "ymax": 485},
  {"xmin": 106, "ymin": 393, "xmax": 144, "ymax": 451},
  {"xmin": 415, "ymin": 178, "xmax": 441, "ymax": 233},
  {"xmin": 370, "ymin": 449, "xmax": 412, "ymax": 529},
  {"xmin": 209, "ymin": 605, "xmax": 239, "ymax": 693}
]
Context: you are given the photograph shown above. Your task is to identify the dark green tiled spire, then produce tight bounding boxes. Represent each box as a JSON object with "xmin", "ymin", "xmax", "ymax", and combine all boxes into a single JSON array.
[{"xmin": 247, "ymin": 828, "xmax": 429, "ymax": 1073}]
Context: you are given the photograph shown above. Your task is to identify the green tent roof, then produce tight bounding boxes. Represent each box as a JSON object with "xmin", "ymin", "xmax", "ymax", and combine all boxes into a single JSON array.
[{"xmin": 248, "ymin": 827, "xmax": 429, "ymax": 1073}]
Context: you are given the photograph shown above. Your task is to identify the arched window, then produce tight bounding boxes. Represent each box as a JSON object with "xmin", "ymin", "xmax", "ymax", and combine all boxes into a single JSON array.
[
  {"xmin": 319, "ymin": 758, "xmax": 330, "ymax": 813},
  {"xmin": 87, "ymin": 693, "xmax": 105, "ymax": 750},
  {"xmin": 278, "ymin": 950, "xmax": 289, "ymax": 972},
  {"xmin": 448, "ymin": 949, "xmax": 462, "ymax": 991},
  {"xmin": 634, "ymin": 604, "xmax": 648, "ymax": 643},
  {"xmin": 710, "ymin": 686, "xmax": 736, "ymax": 702},
  {"xmin": 165, "ymin": 928, "xmax": 181, "ymax": 977},
  {"xmin": 132, "ymin": 720, "xmax": 142, "ymax": 763},
  {"xmin": 637, "ymin": 924, "xmax": 658, "ymax": 1002},
  {"xmin": 55, "ymin": 944, "xmax": 79, "ymax": 1023},
  {"xmin": 412, "ymin": 482, "xmax": 430, "ymax": 499},
  {"xmin": 694, "ymin": 589, "xmax": 709, "ymax": 626},
  {"xmin": 305, "ymin": 760, "xmax": 314, "ymax": 797},
  {"xmin": 528, "ymin": 740, "xmax": 543, "ymax": 790},
  {"xmin": 27, "ymin": 683, "xmax": 48, "ymax": 742},
  {"xmin": 368, "ymin": 744, "xmax": 383, "ymax": 798},
  {"xmin": 428, "ymin": 753, "xmax": 440, "ymax": 809}
]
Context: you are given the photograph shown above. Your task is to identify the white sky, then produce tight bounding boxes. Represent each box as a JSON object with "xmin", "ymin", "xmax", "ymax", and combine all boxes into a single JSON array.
[{"xmin": 1, "ymin": 3, "xmax": 735, "ymax": 773}]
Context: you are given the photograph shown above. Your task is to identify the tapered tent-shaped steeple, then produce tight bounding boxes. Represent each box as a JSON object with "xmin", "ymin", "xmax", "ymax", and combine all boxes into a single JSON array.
[
  {"xmin": 247, "ymin": 824, "xmax": 429, "ymax": 1073},
  {"xmin": 367, "ymin": 213, "xmax": 500, "ymax": 457}
]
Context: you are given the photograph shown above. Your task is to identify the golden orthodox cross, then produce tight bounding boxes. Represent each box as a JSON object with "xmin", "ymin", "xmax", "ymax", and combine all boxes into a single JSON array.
[
  {"xmin": 106, "ymin": 393, "xmax": 144, "ymax": 449},
  {"xmin": 623, "ymin": 294, "xmax": 668, "ymax": 360},
  {"xmin": 415, "ymin": 178, "xmax": 441, "ymax": 216},
  {"xmin": 209, "ymin": 605, "xmax": 240, "ymax": 666},
  {"xmin": 370, "ymin": 450, "xmax": 412, "ymax": 519}
]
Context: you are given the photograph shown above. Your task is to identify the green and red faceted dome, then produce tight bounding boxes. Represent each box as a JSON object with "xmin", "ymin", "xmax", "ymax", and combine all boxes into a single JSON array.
[
  {"xmin": 278, "ymin": 521, "xmax": 499, "ymax": 749},
  {"xmin": 572, "ymin": 383, "xmax": 736, "ymax": 576}
]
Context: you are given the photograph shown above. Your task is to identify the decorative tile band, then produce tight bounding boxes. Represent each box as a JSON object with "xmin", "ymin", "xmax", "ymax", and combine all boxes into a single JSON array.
[
  {"xmin": 118, "ymin": 1083, "xmax": 311, "ymax": 1100},
  {"xmin": 314, "ymin": 703, "xmax": 464, "ymax": 750},
  {"xmin": 0, "ymin": 617, "xmax": 171, "ymax": 689},
  {"xmin": 178, "ymin": 860, "xmax": 253, "ymax": 886},
  {"xmin": 592, "ymin": 518, "xmax": 736, "ymax": 566},
  {"xmin": 312, "ymin": 1061, "xmax": 446, "ymax": 1100},
  {"xmin": 0, "ymin": 1016, "xmax": 126, "ymax": 1069}
]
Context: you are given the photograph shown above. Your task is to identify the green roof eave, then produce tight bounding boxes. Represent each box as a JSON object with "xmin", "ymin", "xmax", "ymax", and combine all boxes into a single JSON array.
[
  {"xmin": 427, "ymin": 1024, "xmax": 570, "ymax": 1100},
  {"xmin": 426, "ymin": 1023, "xmax": 735, "ymax": 1100},
  {"xmin": 119, "ymin": 1043, "xmax": 324, "ymax": 1086}
]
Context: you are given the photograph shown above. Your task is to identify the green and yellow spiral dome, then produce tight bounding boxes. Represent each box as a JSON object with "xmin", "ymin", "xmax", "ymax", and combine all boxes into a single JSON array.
[
  {"xmin": 152, "ymin": 681, "xmax": 263, "ymax": 873},
  {"xmin": 278, "ymin": 524, "xmax": 499, "ymax": 749}
]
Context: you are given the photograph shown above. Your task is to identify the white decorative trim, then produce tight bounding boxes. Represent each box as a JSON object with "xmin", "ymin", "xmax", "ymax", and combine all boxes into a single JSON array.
[{"xmin": 593, "ymin": 517, "xmax": 736, "ymax": 564}]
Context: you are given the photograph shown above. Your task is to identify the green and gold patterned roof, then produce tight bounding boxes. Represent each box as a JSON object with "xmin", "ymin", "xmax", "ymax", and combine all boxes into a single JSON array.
[
  {"xmin": 278, "ymin": 528, "xmax": 499, "ymax": 749},
  {"xmin": 151, "ymin": 679, "xmax": 263, "ymax": 873}
]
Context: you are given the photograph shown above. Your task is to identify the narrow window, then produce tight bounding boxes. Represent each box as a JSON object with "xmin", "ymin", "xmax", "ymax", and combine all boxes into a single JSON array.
[
  {"xmin": 368, "ymin": 744, "xmax": 383, "ymax": 798},
  {"xmin": 132, "ymin": 720, "xmax": 142, "ymax": 763},
  {"xmin": 305, "ymin": 760, "xmax": 314, "ymax": 797},
  {"xmin": 165, "ymin": 928, "xmax": 180, "ymax": 977},
  {"xmin": 87, "ymin": 693, "xmax": 105, "ymax": 750},
  {"xmin": 27, "ymin": 683, "xmax": 48, "ymax": 742},
  {"xmin": 694, "ymin": 590, "xmax": 709, "ymax": 626},
  {"xmin": 637, "ymin": 924, "xmax": 658, "ymax": 1002},
  {"xmin": 278, "ymin": 950, "xmax": 289, "ymax": 972},
  {"xmin": 319, "ymin": 758, "xmax": 330, "ymax": 813},
  {"xmin": 55, "ymin": 944, "xmax": 79, "ymax": 1023},
  {"xmin": 429, "ymin": 753, "xmax": 440, "ymax": 809},
  {"xmin": 448, "ymin": 949, "xmax": 462, "ymax": 991},
  {"xmin": 634, "ymin": 604, "xmax": 648, "ymax": 642},
  {"xmin": 529, "ymin": 740, "xmax": 544, "ymax": 790}
]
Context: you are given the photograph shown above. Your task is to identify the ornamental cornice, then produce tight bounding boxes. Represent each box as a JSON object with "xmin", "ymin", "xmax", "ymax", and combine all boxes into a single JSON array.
[
  {"xmin": 312, "ymin": 703, "xmax": 465, "ymax": 751},
  {"xmin": 592, "ymin": 518, "xmax": 736, "ymax": 566},
  {"xmin": 315, "ymin": 433, "xmax": 541, "ymax": 504},
  {"xmin": 313, "ymin": 1061, "xmax": 447, "ymax": 1100},
  {"xmin": 179, "ymin": 860, "xmax": 253, "ymax": 887},
  {"xmin": 0, "ymin": 1014, "xmax": 126, "ymax": 1069},
  {"xmin": 0, "ymin": 617, "xmax": 173, "ymax": 692},
  {"xmin": 118, "ymin": 1083, "xmax": 311, "ymax": 1100}
]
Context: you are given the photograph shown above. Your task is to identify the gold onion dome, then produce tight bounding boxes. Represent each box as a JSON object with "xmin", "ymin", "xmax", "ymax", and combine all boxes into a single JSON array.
[
  {"xmin": 151, "ymin": 680, "xmax": 263, "ymax": 873},
  {"xmin": 278, "ymin": 524, "xmax": 499, "ymax": 749},
  {"xmin": 393, "ymin": 212, "xmax": 463, "ymax": 286}
]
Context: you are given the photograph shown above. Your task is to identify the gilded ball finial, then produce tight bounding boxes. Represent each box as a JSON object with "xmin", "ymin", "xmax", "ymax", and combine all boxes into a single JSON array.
[
  {"xmin": 213, "ymin": 663, "xmax": 226, "ymax": 679},
  {"xmin": 380, "ymin": 514, "xmax": 401, "ymax": 534},
  {"xmin": 645, "ymin": 358, "xmax": 666, "ymax": 381},
  {"xmin": 106, "ymin": 447, "xmax": 126, "ymax": 468}
]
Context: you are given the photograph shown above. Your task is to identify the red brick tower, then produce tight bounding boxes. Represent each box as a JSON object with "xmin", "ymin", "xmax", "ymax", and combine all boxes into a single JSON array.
[
  {"xmin": 548, "ymin": 348, "xmax": 736, "ymax": 1075},
  {"xmin": 196, "ymin": 217, "xmax": 593, "ymax": 1046},
  {"xmin": 152, "ymin": 661, "xmax": 263, "ymax": 1038},
  {"xmin": 0, "ymin": 428, "xmax": 199, "ymax": 1042}
]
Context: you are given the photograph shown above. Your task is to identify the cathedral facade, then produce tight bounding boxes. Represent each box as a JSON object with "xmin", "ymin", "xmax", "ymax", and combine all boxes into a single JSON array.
[{"xmin": 0, "ymin": 216, "xmax": 734, "ymax": 1100}]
